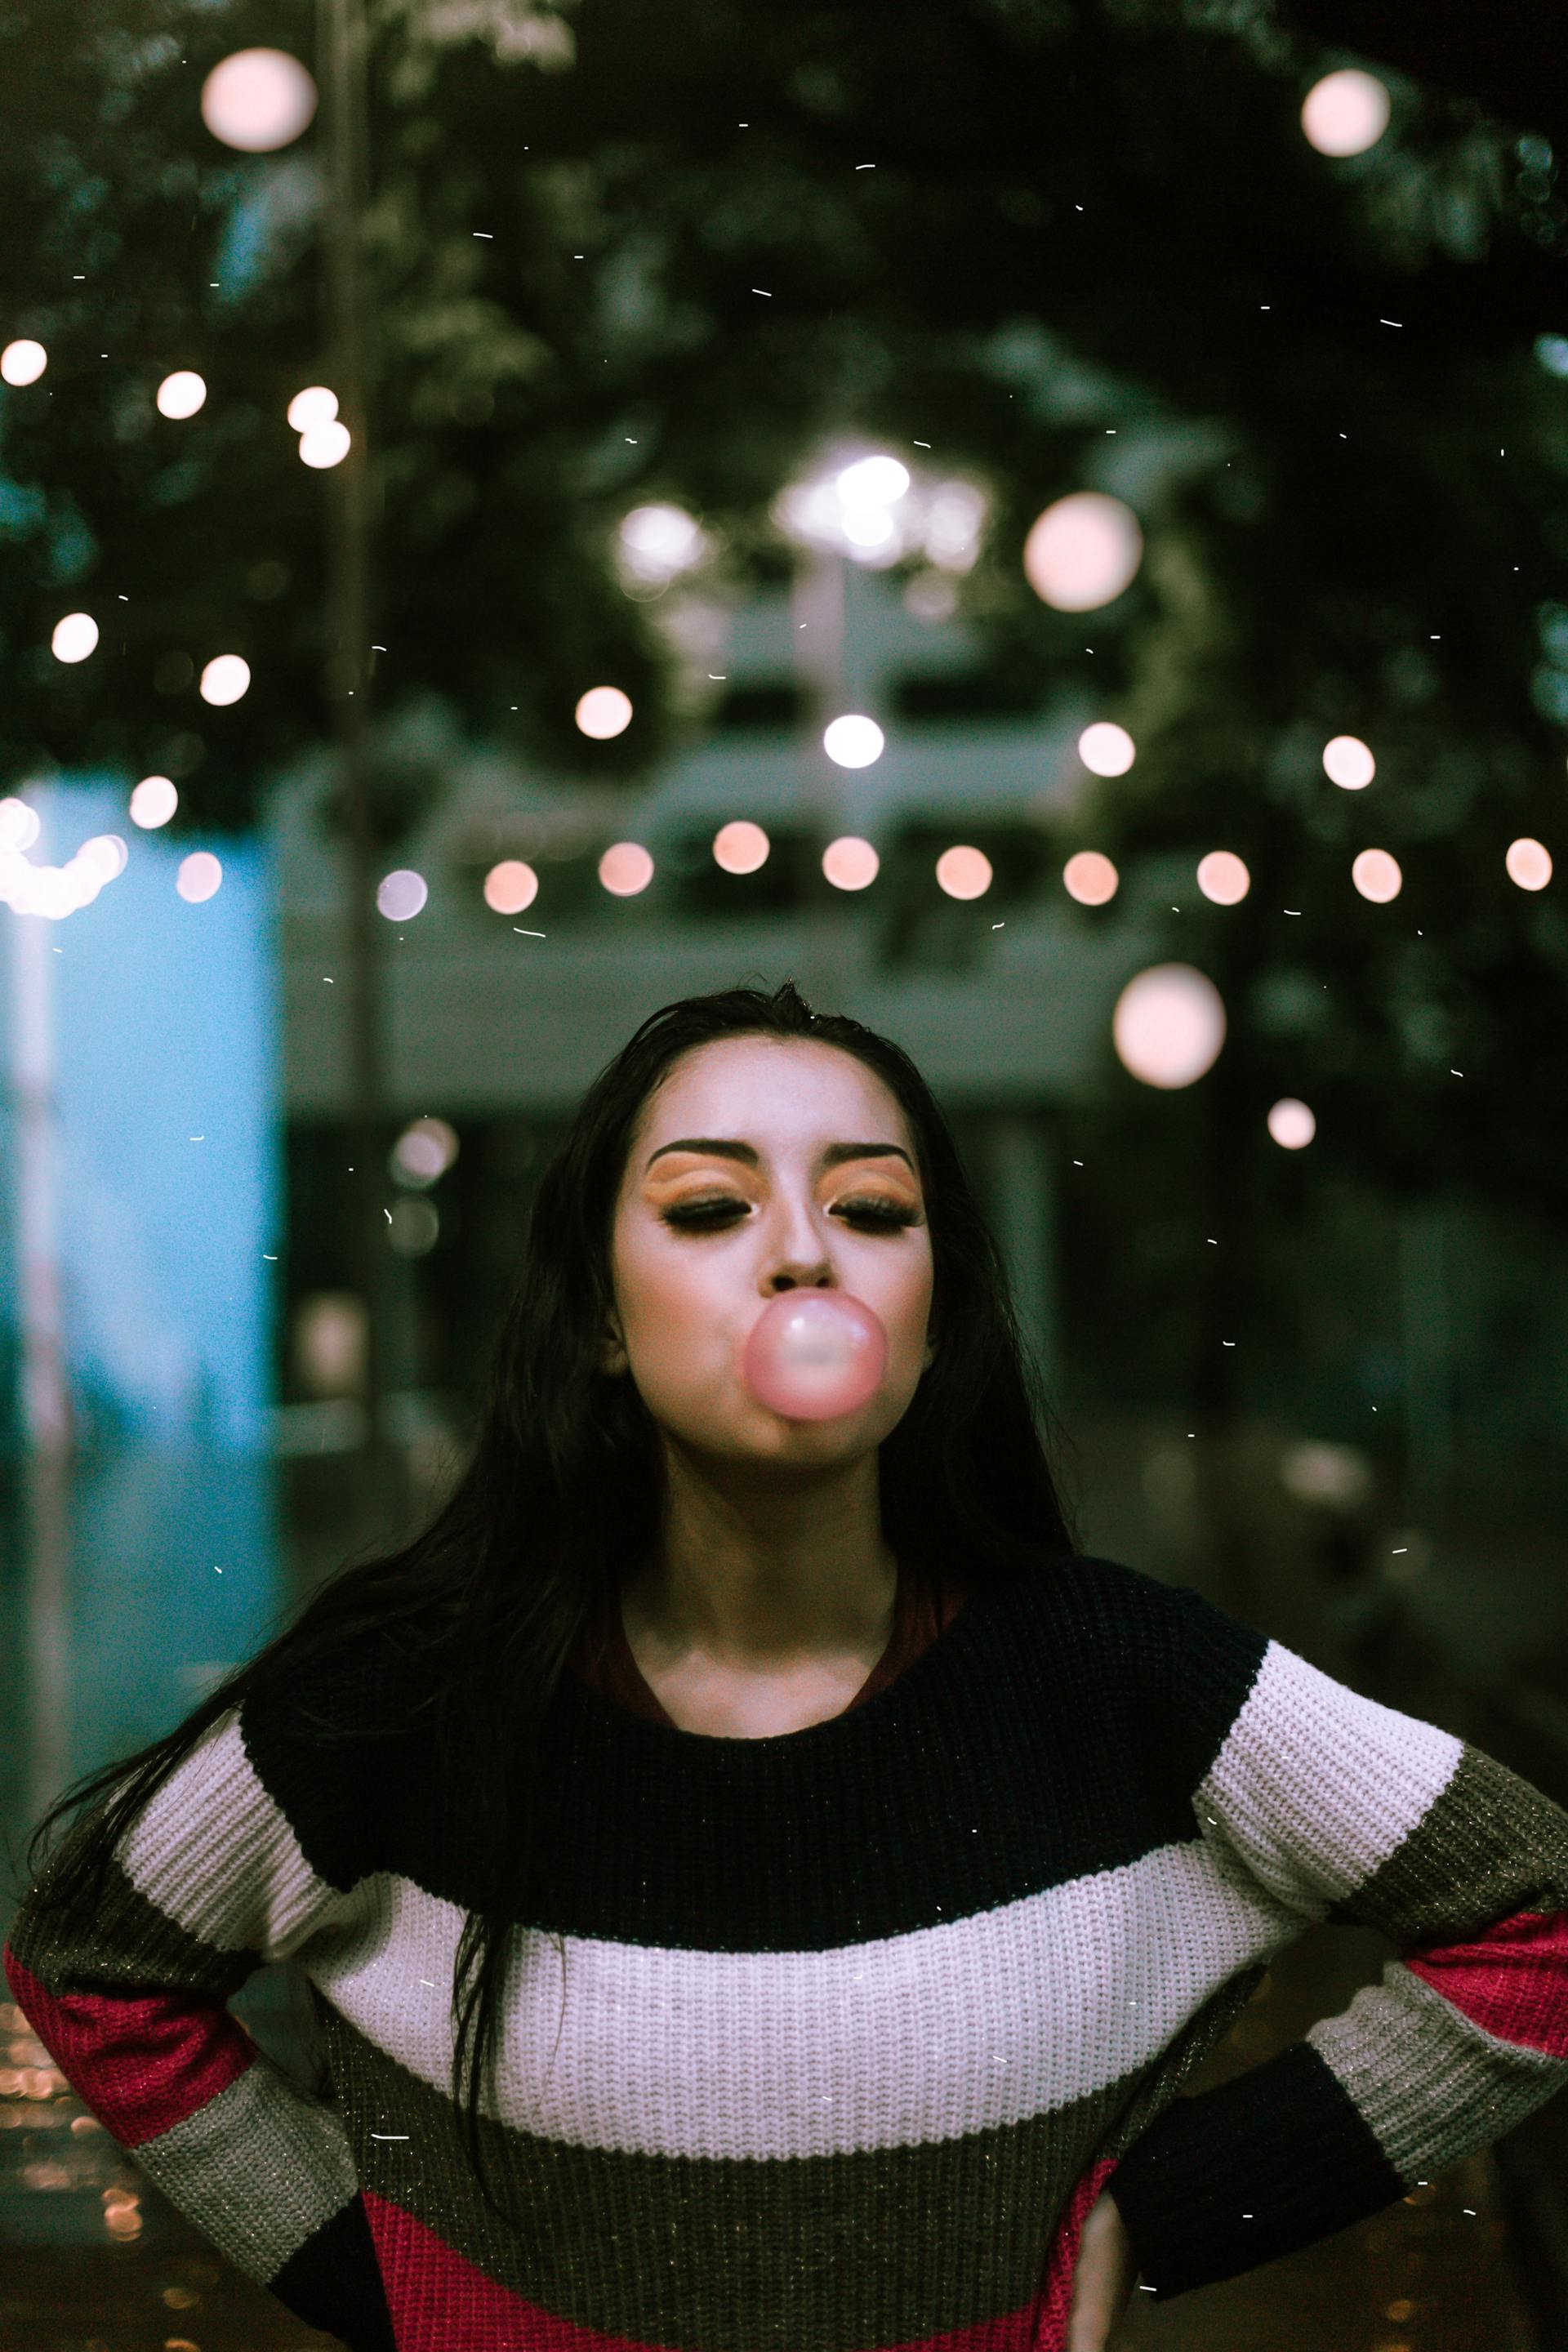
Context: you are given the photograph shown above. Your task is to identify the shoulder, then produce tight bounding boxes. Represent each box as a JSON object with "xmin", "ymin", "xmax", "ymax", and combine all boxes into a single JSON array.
[
  {"xmin": 237, "ymin": 1619, "xmax": 439, "ymax": 1868},
  {"xmin": 997, "ymin": 1548, "xmax": 1194, "ymax": 1659},
  {"xmin": 996, "ymin": 1551, "xmax": 1272, "ymax": 1731}
]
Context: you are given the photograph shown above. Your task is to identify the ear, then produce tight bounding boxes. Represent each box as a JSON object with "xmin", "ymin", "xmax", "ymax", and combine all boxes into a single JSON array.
[{"xmin": 600, "ymin": 1325, "xmax": 627, "ymax": 1377}]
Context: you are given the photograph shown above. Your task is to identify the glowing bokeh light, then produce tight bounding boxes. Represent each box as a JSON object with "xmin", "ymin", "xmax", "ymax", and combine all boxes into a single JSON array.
[
  {"xmin": 201, "ymin": 48, "xmax": 318, "ymax": 152},
  {"xmin": 1323, "ymin": 734, "xmax": 1375, "ymax": 789},
  {"xmin": 388, "ymin": 1197, "xmax": 440, "ymax": 1257},
  {"xmin": 199, "ymin": 654, "xmax": 251, "ymax": 706},
  {"xmin": 622, "ymin": 503, "xmax": 698, "ymax": 563},
  {"xmin": 1505, "ymin": 837, "xmax": 1552, "ymax": 891},
  {"xmin": 576, "ymin": 686, "xmax": 633, "ymax": 740},
  {"xmin": 1281, "ymin": 1440, "xmax": 1373, "ymax": 1508},
  {"xmin": 936, "ymin": 845, "xmax": 993, "ymax": 900},
  {"xmin": 1, "ymin": 340, "xmax": 47, "ymax": 387},
  {"xmin": 176, "ymin": 851, "xmax": 223, "ymax": 904},
  {"xmin": 392, "ymin": 1117, "xmax": 458, "ymax": 1188},
  {"xmin": 1023, "ymin": 492, "xmax": 1143, "ymax": 611},
  {"xmin": 923, "ymin": 481, "xmax": 987, "ymax": 574},
  {"xmin": 1062, "ymin": 850, "xmax": 1119, "ymax": 906},
  {"xmin": 714, "ymin": 820, "xmax": 769, "ymax": 875},
  {"xmin": 0, "ymin": 797, "xmax": 41, "ymax": 851},
  {"xmin": 1078, "ymin": 722, "xmax": 1136, "ymax": 777},
  {"xmin": 287, "ymin": 385, "xmax": 338, "ymax": 432},
  {"xmin": 1112, "ymin": 964, "xmax": 1227, "ymax": 1089},
  {"xmin": 842, "ymin": 507, "xmax": 897, "ymax": 551},
  {"xmin": 483, "ymin": 859, "xmax": 539, "ymax": 915},
  {"xmin": 1196, "ymin": 850, "xmax": 1250, "ymax": 905},
  {"xmin": 823, "ymin": 714, "xmax": 884, "ymax": 768},
  {"xmin": 51, "ymin": 612, "xmax": 99, "ymax": 663},
  {"xmin": 129, "ymin": 775, "xmax": 179, "ymax": 829},
  {"xmin": 299, "ymin": 420, "xmax": 351, "ymax": 468},
  {"xmin": 294, "ymin": 1293, "xmax": 363, "ymax": 1396},
  {"xmin": 1352, "ymin": 848, "xmax": 1401, "ymax": 902},
  {"xmin": 376, "ymin": 869, "xmax": 428, "ymax": 921},
  {"xmin": 25, "ymin": 866, "xmax": 78, "ymax": 920},
  {"xmin": 1268, "ymin": 1098, "xmax": 1317, "ymax": 1150},
  {"xmin": 823, "ymin": 836, "xmax": 880, "ymax": 892},
  {"xmin": 773, "ymin": 457, "xmax": 952, "ymax": 571},
  {"xmin": 836, "ymin": 456, "xmax": 911, "ymax": 508},
  {"xmin": 618, "ymin": 502, "xmax": 702, "ymax": 580},
  {"xmin": 75, "ymin": 835, "xmax": 128, "ymax": 884},
  {"xmin": 1301, "ymin": 69, "xmax": 1391, "ymax": 158},
  {"xmin": 156, "ymin": 371, "xmax": 207, "ymax": 420},
  {"xmin": 599, "ymin": 840, "xmax": 655, "ymax": 896}
]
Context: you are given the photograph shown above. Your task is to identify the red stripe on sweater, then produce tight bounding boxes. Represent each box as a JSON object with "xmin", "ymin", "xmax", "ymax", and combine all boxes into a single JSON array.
[
  {"xmin": 2, "ymin": 1942, "xmax": 256, "ymax": 2149},
  {"xmin": 1403, "ymin": 1909, "xmax": 1568, "ymax": 2059},
  {"xmin": 361, "ymin": 2163, "xmax": 1120, "ymax": 2352}
]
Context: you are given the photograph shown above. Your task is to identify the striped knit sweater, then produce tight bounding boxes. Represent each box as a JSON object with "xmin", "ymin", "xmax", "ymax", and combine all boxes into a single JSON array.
[{"xmin": 7, "ymin": 1549, "xmax": 1568, "ymax": 2351}]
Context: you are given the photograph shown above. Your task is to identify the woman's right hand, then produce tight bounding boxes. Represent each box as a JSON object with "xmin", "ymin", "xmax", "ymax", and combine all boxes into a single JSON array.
[{"xmin": 1065, "ymin": 2188, "xmax": 1141, "ymax": 2351}]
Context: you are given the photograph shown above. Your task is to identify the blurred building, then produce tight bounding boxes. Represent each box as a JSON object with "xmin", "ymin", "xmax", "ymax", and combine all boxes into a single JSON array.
[
  {"xmin": 263, "ymin": 516, "xmax": 1568, "ymax": 1511},
  {"xmin": 265, "ymin": 539, "xmax": 1190, "ymax": 1450}
]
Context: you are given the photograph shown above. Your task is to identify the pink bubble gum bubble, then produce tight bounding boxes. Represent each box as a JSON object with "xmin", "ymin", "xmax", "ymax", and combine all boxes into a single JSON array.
[{"xmin": 742, "ymin": 1291, "xmax": 888, "ymax": 1422}]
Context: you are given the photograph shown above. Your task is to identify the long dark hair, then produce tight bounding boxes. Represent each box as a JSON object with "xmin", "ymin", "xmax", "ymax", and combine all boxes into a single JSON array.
[{"xmin": 14, "ymin": 976, "xmax": 1083, "ymax": 2238}]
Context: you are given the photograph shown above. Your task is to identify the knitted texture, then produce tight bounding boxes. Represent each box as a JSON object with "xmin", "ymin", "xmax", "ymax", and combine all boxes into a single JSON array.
[{"xmin": 7, "ymin": 1550, "xmax": 1568, "ymax": 2350}]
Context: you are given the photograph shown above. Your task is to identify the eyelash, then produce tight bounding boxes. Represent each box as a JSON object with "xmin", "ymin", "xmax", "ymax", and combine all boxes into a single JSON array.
[{"xmin": 662, "ymin": 1197, "xmax": 918, "ymax": 1232}]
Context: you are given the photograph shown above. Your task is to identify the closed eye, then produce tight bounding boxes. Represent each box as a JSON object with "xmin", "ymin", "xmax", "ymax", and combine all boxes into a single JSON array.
[{"xmin": 661, "ymin": 1197, "xmax": 919, "ymax": 1232}]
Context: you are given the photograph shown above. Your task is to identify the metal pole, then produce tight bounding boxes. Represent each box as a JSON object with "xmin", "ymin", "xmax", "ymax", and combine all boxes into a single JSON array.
[
  {"xmin": 318, "ymin": 0, "xmax": 395, "ymax": 1491},
  {"xmin": 983, "ymin": 1108, "xmax": 1061, "ymax": 1405},
  {"xmin": 8, "ymin": 889, "xmax": 74, "ymax": 1831},
  {"xmin": 791, "ymin": 543, "xmax": 851, "ymax": 1008}
]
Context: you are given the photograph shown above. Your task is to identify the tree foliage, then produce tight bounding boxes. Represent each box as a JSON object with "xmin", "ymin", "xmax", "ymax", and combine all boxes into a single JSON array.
[{"xmin": 3, "ymin": 0, "xmax": 1567, "ymax": 1223}]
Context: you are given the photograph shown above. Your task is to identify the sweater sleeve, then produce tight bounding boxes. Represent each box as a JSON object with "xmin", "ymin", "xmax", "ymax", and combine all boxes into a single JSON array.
[
  {"xmin": 1107, "ymin": 1578, "xmax": 1568, "ymax": 2301},
  {"xmin": 2, "ymin": 1704, "xmax": 397, "ymax": 2352}
]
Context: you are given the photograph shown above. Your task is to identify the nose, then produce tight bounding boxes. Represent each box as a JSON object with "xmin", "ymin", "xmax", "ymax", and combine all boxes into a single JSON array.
[{"xmin": 769, "ymin": 1251, "xmax": 835, "ymax": 1294}]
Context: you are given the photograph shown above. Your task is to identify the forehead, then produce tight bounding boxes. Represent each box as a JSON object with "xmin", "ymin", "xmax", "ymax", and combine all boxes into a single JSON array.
[{"xmin": 639, "ymin": 1036, "xmax": 911, "ymax": 1144}]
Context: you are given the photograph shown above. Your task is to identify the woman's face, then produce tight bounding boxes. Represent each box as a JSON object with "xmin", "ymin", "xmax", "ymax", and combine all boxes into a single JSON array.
[{"xmin": 602, "ymin": 1036, "xmax": 937, "ymax": 1470}]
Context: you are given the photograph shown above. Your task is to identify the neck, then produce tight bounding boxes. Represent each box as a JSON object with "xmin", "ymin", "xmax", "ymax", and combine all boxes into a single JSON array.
[{"xmin": 626, "ymin": 1442, "xmax": 900, "ymax": 1668}]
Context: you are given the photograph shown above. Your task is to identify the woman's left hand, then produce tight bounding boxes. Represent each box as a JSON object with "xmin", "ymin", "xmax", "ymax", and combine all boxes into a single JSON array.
[{"xmin": 1064, "ymin": 2187, "xmax": 1141, "ymax": 2351}]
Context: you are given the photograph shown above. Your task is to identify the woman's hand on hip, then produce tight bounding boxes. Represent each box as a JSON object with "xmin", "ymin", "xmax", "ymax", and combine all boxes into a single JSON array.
[{"xmin": 1065, "ymin": 2187, "xmax": 1140, "ymax": 2351}]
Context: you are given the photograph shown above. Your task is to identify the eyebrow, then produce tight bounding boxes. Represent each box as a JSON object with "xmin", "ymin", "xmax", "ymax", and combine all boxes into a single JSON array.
[{"xmin": 645, "ymin": 1137, "xmax": 915, "ymax": 1176}]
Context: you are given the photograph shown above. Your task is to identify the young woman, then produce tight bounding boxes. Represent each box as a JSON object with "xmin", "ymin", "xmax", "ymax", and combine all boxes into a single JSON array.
[{"xmin": 6, "ymin": 980, "xmax": 1566, "ymax": 2352}]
